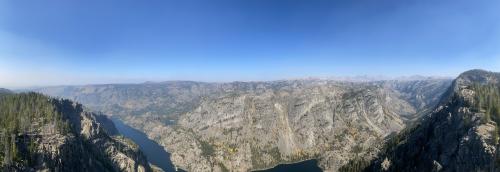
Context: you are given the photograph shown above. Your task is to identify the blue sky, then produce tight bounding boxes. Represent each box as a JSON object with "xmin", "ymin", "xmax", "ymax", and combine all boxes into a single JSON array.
[{"xmin": 1, "ymin": 0, "xmax": 499, "ymax": 88}]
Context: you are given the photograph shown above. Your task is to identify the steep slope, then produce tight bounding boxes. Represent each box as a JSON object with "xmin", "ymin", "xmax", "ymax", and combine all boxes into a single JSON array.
[
  {"xmin": 34, "ymin": 81, "xmax": 223, "ymax": 123},
  {"xmin": 172, "ymin": 82, "xmax": 406, "ymax": 171},
  {"xmin": 33, "ymin": 79, "xmax": 451, "ymax": 171},
  {"xmin": 363, "ymin": 69, "xmax": 500, "ymax": 172},
  {"xmin": 162, "ymin": 80, "xmax": 451, "ymax": 172},
  {"xmin": 379, "ymin": 80, "xmax": 454, "ymax": 121},
  {"xmin": 0, "ymin": 92, "xmax": 153, "ymax": 172}
]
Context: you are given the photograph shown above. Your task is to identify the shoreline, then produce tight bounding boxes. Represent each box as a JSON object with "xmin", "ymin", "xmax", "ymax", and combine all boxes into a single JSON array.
[{"xmin": 251, "ymin": 158, "xmax": 321, "ymax": 172}]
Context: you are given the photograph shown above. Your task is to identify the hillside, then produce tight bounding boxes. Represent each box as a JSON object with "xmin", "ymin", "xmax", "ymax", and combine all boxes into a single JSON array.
[
  {"xmin": 357, "ymin": 69, "xmax": 500, "ymax": 172},
  {"xmin": 34, "ymin": 79, "xmax": 452, "ymax": 171},
  {"xmin": 0, "ymin": 92, "xmax": 153, "ymax": 172}
]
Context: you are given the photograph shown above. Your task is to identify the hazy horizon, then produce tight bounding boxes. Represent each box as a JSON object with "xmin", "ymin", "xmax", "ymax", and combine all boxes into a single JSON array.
[
  {"xmin": 4, "ymin": 73, "xmax": 459, "ymax": 90},
  {"xmin": 1, "ymin": 0, "xmax": 500, "ymax": 88}
]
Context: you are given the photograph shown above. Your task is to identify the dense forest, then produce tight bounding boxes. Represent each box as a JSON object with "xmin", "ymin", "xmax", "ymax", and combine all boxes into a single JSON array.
[
  {"xmin": 471, "ymin": 83, "xmax": 500, "ymax": 166},
  {"xmin": 0, "ymin": 92, "xmax": 71, "ymax": 169},
  {"xmin": 0, "ymin": 92, "xmax": 154, "ymax": 172},
  {"xmin": 472, "ymin": 84, "xmax": 500, "ymax": 127}
]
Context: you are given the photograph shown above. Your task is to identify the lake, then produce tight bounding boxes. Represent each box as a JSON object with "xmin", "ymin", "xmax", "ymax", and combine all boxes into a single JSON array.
[
  {"xmin": 254, "ymin": 159, "xmax": 323, "ymax": 172},
  {"xmin": 112, "ymin": 119, "xmax": 183, "ymax": 172},
  {"xmin": 113, "ymin": 118, "xmax": 321, "ymax": 172}
]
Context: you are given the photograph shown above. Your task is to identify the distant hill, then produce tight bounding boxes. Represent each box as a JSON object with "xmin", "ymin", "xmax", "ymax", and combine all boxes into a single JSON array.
[{"xmin": 0, "ymin": 88, "xmax": 13, "ymax": 97}]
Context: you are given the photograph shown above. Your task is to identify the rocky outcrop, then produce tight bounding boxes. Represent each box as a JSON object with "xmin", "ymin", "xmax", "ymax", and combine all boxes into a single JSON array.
[
  {"xmin": 167, "ymin": 80, "xmax": 451, "ymax": 172},
  {"xmin": 34, "ymin": 79, "xmax": 451, "ymax": 171},
  {"xmin": 79, "ymin": 111, "xmax": 151, "ymax": 172},
  {"xmin": 0, "ymin": 93, "xmax": 153, "ymax": 172},
  {"xmin": 366, "ymin": 69, "xmax": 500, "ymax": 172}
]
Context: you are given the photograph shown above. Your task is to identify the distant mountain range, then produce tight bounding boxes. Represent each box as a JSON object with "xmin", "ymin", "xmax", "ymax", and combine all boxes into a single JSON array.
[
  {"xmin": 32, "ymin": 75, "xmax": 454, "ymax": 171},
  {"xmin": 2, "ymin": 69, "xmax": 498, "ymax": 171}
]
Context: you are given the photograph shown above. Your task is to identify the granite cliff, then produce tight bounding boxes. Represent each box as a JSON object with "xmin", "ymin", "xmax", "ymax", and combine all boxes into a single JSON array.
[
  {"xmin": 34, "ymin": 79, "xmax": 451, "ymax": 171},
  {"xmin": 360, "ymin": 69, "xmax": 500, "ymax": 172},
  {"xmin": 0, "ymin": 92, "xmax": 154, "ymax": 172}
]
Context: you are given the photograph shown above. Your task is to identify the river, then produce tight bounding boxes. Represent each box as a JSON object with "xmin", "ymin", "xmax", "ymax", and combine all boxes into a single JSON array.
[
  {"xmin": 112, "ymin": 119, "xmax": 181, "ymax": 172},
  {"xmin": 112, "ymin": 119, "xmax": 321, "ymax": 172}
]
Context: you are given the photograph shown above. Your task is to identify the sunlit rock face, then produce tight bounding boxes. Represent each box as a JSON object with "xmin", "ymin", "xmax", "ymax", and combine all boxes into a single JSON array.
[
  {"xmin": 0, "ymin": 92, "xmax": 153, "ymax": 172},
  {"xmin": 35, "ymin": 79, "xmax": 451, "ymax": 171}
]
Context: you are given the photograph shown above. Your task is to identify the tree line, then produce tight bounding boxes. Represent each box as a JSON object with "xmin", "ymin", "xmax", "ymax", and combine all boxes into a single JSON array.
[{"xmin": 0, "ymin": 92, "xmax": 71, "ymax": 169}]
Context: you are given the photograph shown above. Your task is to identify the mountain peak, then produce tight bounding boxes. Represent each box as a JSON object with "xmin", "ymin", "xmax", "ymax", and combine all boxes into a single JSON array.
[
  {"xmin": 456, "ymin": 69, "xmax": 500, "ymax": 86},
  {"xmin": 459, "ymin": 69, "xmax": 491, "ymax": 77}
]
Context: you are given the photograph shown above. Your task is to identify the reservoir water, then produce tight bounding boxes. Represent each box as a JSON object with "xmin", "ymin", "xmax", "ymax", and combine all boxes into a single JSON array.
[
  {"xmin": 254, "ymin": 159, "xmax": 323, "ymax": 172},
  {"xmin": 113, "ymin": 118, "xmax": 321, "ymax": 172},
  {"xmin": 112, "ymin": 119, "xmax": 179, "ymax": 172}
]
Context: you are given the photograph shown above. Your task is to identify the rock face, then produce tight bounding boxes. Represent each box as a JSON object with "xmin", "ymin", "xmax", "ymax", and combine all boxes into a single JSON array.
[
  {"xmin": 168, "ymin": 80, "xmax": 451, "ymax": 172},
  {"xmin": 366, "ymin": 69, "xmax": 500, "ymax": 172},
  {"xmin": 0, "ymin": 93, "xmax": 153, "ymax": 172},
  {"xmin": 34, "ymin": 79, "xmax": 451, "ymax": 171}
]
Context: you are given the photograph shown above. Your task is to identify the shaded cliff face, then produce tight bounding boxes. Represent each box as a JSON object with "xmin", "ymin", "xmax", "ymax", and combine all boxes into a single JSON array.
[
  {"xmin": 33, "ymin": 79, "xmax": 451, "ymax": 171},
  {"xmin": 0, "ymin": 92, "xmax": 153, "ymax": 172},
  {"xmin": 365, "ymin": 70, "xmax": 500, "ymax": 172}
]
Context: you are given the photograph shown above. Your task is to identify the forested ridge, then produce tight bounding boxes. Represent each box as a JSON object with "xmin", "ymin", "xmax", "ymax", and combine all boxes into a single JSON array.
[
  {"xmin": 0, "ymin": 92, "xmax": 153, "ymax": 172},
  {"xmin": 471, "ymin": 83, "xmax": 500, "ymax": 167},
  {"xmin": 338, "ymin": 70, "xmax": 500, "ymax": 172},
  {"xmin": 472, "ymin": 84, "xmax": 500, "ymax": 127},
  {"xmin": 0, "ymin": 92, "xmax": 72, "ymax": 169}
]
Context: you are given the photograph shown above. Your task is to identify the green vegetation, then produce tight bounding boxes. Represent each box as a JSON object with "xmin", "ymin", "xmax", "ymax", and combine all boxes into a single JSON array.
[
  {"xmin": 250, "ymin": 146, "xmax": 286, "ymax": 169},
  {"xmin": 471, "ymin": 84, "xmax": 500, "ymax": 142},
  {"xmin": 338, "ymin": 122, "xmax": 422, "ymax": 172},
  {"xmin": 471, "ymin": 84, "xmax": 500, "ymax": 125},
  {"xmin": 199, "ymin": 140, "xmax": 215, "ymax": 157},
  {"xmin": 338, "ymin": 144, "xmax": 371, "ymax": 172},
  {"xmin": 470, "ymin": 84, "xmax": 500, "ymax": 167},
  {"xmin": 338, "ymin": 157, "xmax": 371, "ymax": 172},
  {"xmin": 218, "ymin": 161, "xmax": 230, "ymax": 172},
  {"xmin": 0, "ymin": 92, "xmax": 71, "ymax": 168}
]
